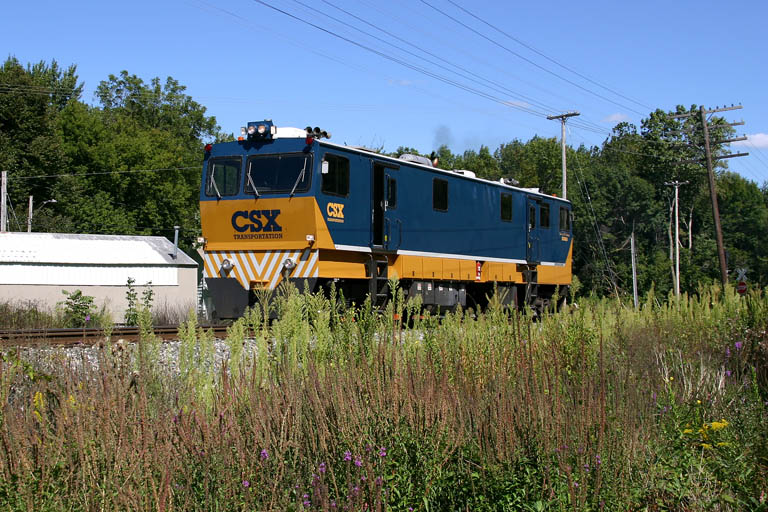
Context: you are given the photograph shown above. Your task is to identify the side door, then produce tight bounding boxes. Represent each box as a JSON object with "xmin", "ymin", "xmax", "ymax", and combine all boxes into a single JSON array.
[
  {"xmin": 526, "ymin": 197, "xmax": 541, "ymax": 263},
  {"xmin": 372, "ymin": 162, "xmax": 400, "ymax": 250}
]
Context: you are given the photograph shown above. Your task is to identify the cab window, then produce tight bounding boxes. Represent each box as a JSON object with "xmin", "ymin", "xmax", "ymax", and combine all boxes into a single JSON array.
[
  {"xmin": 321, "ymin": 153, "xmax": 350, "ymax": 196},
  {"xmin": 245, "ymin": 153, "xmax": 312, "ymax": 194},
  {"xmin": 540, "ymin": 203, "xmax": 550, "ymax": 228},
  {"xmin": 501, "ymin": 193, "xmax": 513, "ymax": 222},
  {"xmin": 205, "ymin": 157, "xmax": 241, "ymax": 197},
  {"xmin": 433, "ymin": 178, "xmax": 448, "ymax": 211},
  {"xmin": 559, "ymin": 206, "xmax": 572, "ymax": 232}
]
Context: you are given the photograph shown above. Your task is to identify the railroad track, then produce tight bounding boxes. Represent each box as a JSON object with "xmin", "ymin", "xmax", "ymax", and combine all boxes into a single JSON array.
[{"xmin": 0, "ymin": 325, "xmax": 232, "ymax": 347}]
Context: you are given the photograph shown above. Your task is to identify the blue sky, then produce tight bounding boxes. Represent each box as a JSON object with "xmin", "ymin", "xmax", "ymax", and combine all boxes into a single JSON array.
[{"xmin": 3, "ymin": 0, "xmax": 768, "ymax": 183}]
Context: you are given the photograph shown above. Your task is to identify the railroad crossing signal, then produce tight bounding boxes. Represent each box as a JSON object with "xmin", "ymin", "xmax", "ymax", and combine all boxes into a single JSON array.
[{"xmin": 735, "ymin": 268, "xmax": 748, "ymax": 281}]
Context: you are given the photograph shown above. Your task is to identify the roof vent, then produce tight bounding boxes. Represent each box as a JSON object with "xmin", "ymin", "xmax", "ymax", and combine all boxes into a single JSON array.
[
  {"xmin": 398, "ymin": 154, "xmax": 433, "ymax": 167},
  {"xmin": 452, "ymin": 170, "xmax": 476, "ymax": 178}
]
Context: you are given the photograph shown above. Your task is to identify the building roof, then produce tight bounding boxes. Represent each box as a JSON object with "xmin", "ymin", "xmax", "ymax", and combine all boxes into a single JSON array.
[{"xmin": 0, "ymin": 232, "xmax": 197, "ymax": 267}]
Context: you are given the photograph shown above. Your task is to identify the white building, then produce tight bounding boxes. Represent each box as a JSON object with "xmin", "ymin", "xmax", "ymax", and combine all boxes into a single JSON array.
[{"xmin": 0, "ymin": 232, "xmax": 198, "ymax": 322}]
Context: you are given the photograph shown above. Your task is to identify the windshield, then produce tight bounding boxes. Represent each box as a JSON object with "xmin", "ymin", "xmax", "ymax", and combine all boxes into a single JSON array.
[{"xmin": 245, "ymin": 153, "xmax": 312, "ymax": 195}]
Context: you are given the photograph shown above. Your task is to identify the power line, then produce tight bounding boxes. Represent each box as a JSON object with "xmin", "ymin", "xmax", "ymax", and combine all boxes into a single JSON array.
[
  {"xmin": 9, "ymin": 166, "xmax": 199, "ymax": 181},
  {"xmin": 310, "ymin": 0, "xmax": 564, "ymax": 115},
  {"xmin": 251, "ymin": 0, "xmax": 553, "ymax": 118},
  {"xmin": 443, "ymin": 0, "xmax": 652, "ymax": 111},
  {"xmin": 418, "ymin": 0, "xmax": 647, "ymax": 116}
]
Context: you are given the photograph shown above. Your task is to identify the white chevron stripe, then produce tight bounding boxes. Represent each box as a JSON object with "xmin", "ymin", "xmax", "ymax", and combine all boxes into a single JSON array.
[
  {"xmin": 293, "ymin": 249, "xmax": 309, "ymax": 278},
  {"xmin": 234, "ymin": 251, "xmax": 255, "ymax": 285},
  {"xmin": 263, "ymin": 251, "xmax": 283, "ymax": 288},
  {"xmin": 268, "ymin": 251, "xmax": 287, "ymax": 289},
  {"xmin": 302, "ymin": 250, "xmax": 319, "ymax": 278},
  {"xmin": 250, "ymin": 250, "xmax": 271, "ymax": 275}
]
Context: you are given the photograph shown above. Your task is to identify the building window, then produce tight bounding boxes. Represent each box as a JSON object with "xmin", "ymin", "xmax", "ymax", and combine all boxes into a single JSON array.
[
  {"xmin": 560, "ymin": 206, "xmax": 572, "ymax": 232},
  {"xmin": 501, "ymin": 193, "xmax": 513, "ymax": 222},
  {"xmin": 205, "ymin": 158, "xmax": 241, "ymax": 197},
  {"xmin": 433, "ymin": 178, "xmax": 448, "ymax": 211},
  {"xmin": 321, "ymin": 153, "xmax": 350, "ymax": 197},
  {"xmin": 540, "ymin": 203, "xmax": 550, "ymax": 228}
]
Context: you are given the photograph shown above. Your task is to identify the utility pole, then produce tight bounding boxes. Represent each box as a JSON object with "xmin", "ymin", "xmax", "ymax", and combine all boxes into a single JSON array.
[
  {"xmin": 547, "ymin": 111, "xmax": 580, "ymax": 199},
  {"xmin": 665, "ymin": 180, "xmax": 688, "ymax": 297},
  {"xmin": 671, "ymin": 105, "xmax": 748, "ymax": 288},
  {"xmin": 631, "ymin": 226, "xmax": 639, "ymax": 309},
  {"xmin": 27, "ymin": 195, "xmax": 33, "ymax": 233},
  {"xmin": 1, "ymin": 171, "xmax": 7, "ymax": 233}
]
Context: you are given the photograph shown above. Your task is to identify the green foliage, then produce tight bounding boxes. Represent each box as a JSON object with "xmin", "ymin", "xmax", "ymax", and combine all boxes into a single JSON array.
[
  {"xmin": 58, "ymin": 289, "xmax": 95, "ymax": 327},
  {"xmin": 125, "ymin": 277, "xmax": 154, "ymax": 325},
  {"xmin": 1, "ymin": 285, "xmax": 768, "ymax": 510}
]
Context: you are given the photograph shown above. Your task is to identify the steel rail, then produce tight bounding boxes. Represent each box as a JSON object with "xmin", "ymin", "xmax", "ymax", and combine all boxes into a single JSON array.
[{"xmin": 0, "ymin": 325, "xmax": 232, "ymax": 348}]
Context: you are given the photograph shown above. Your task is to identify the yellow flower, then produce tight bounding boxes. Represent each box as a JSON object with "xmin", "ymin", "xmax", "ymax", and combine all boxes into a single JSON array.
[
  {"xmin": 696, "ymin": 400, "xmax": 701, "ymax": 405},
  {"xmin": 717, "ymin": 442, "xmax": 730, "ymax": 447},
  {"xmin": 710, "ymin": 420, "xmax": 728, "ymax": 431},
  {"xmin": 682, "ymin": 429, "xmax": 694, "ymax": 434},
  {"xmin": 701, "ymin": 443, "xmax": 713, "ymax": 450},
  {"xmin": 68, "ymin": 394, "xmax": 77, "ymax": 407},
  {"xmin": 669, "ymin": 376, "xmax": 674, "ymax": 381}
]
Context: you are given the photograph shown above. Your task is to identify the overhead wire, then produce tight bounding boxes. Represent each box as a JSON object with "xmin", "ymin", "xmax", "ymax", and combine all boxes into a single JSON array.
[
  {"xmin": 443, "ymin": 0, "xmax": 652, "ymax": 111},
  {"xmin": 417, "ymin": 0, "xmax": 647, "ymax": 117},
  {"xmin": 311, "ymin": 0, "xmax": 565, "ymax": 115},
  {"xmin": 251, "ymin": 0, "xmax": 553, "ymax": 118}
]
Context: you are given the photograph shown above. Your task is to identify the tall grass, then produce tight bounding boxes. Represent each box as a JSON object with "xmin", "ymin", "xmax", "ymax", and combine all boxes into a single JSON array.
[{"xmin": 0, "ymin": 283, "xmax": 766, "ymax": 510}]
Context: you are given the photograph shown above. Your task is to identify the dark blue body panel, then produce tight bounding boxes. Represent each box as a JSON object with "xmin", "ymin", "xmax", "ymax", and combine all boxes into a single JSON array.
[{"xmin": 200, "ymin": 137, "xmax": 572, "ymax": 265}]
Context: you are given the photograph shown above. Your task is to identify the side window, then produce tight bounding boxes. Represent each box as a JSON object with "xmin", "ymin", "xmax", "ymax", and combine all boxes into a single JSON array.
[
  {"xmin": 540, "ymin": 203, "xmax": 550, "ymax": 228},
  {"xmin": 433, "ymin": 178, "xmax": 448, "ymax": 212},
  {"xmin": 560, "ymin": 206, "xmax": 571, "ymax": 232},
  {"xmin": 501, "ymin": 193, "xmax": 513, "ymax": 222},
  {"xmin": 387, "ymin": 177, "xmax": 397, "ymax": 209},
  {"xmin": 205, "ymin": 158, "xmax": 241, "ymax": 197},
  {"xmin": 321, "ymin": 153, "xmax": 350, "ymax": 196}
]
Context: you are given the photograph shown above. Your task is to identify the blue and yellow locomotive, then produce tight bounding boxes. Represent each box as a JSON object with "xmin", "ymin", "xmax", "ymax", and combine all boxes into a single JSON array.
[{"xmin": 199, "ymin": 120, "xmax": 573, "ymax": 318}]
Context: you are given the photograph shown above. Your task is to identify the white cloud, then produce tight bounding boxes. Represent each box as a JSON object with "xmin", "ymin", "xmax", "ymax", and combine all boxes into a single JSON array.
[
  {"xmin": 733, "ymin": 133, "xmax": 768, "ymax": 148},
  {"xmin": 601, "ymin": 113, "xmax": 630, "ymax": 124}
]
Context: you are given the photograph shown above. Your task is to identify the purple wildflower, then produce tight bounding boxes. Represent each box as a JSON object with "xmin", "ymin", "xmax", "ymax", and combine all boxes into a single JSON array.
[
  {"xmin": 378, "ymin": 447, "xmax": 387, "ymax": 457},
  {"xmin": 574, "ymin": 482, "xmax": 579, "ymax": 488},
  {"xmin": 303, "ymin": 494, "xmax": 309, "ymax": 499},
  {"xmin": 242, "ymin": 480, "xmax": 250, "ymax": 488},
  {"xmin": 303, "ymin": 500, "xmax": 310, "ymax": 508},
  {"xmin": 726, "ymin": 370, "xmax": 732, "ymax": 377},
  {"xmin": 85, "ymin": 314, "xmax": 90, "ymax": 322},
  {"xmin": 331, "ymin": 501, "xmax": 337, "ymax": 508},
  {"xmin": 260, "ymin": 449, "xmax": 269, "ymax": 460},
  {"xmin": 354, "ymin": 456, "xmax": 362, "ymax": 467},
  {"xmin": 726, "ymin": 347, "xmax": 731, "ymax": 358},
  {"xmin": 343, "ymin": 451, "xmax": 352, "ymax": 462},
  {"xmin": 361, "ymin": 475, "xmax": 366, "ymax": 482},
  {"xmin": 735, "ymin": 341, "xmax": 743, "ymax": 350},
  {"xmin": 319, "ymin": 462, "xmax": 326, "ymax": 474},
  {"xmin": 596, "ymin": 454, "xmax": 602, "ymax": 465},
  {"xmin": 375, "ymin": 476, "xmax": 383, "ymax": 486},
  {"xmin": 352, "ymin": 486, "xmax": 360, "ymax": 495}
]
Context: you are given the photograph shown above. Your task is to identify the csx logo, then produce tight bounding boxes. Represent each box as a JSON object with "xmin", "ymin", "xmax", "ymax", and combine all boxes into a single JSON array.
[
  {"xmin": 327, "ymin": 202, "xmax": 345, "ymax": 219},
  {"xmin": 231, "ymin": 210, "xmax": 282, "ymax": 232}
]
